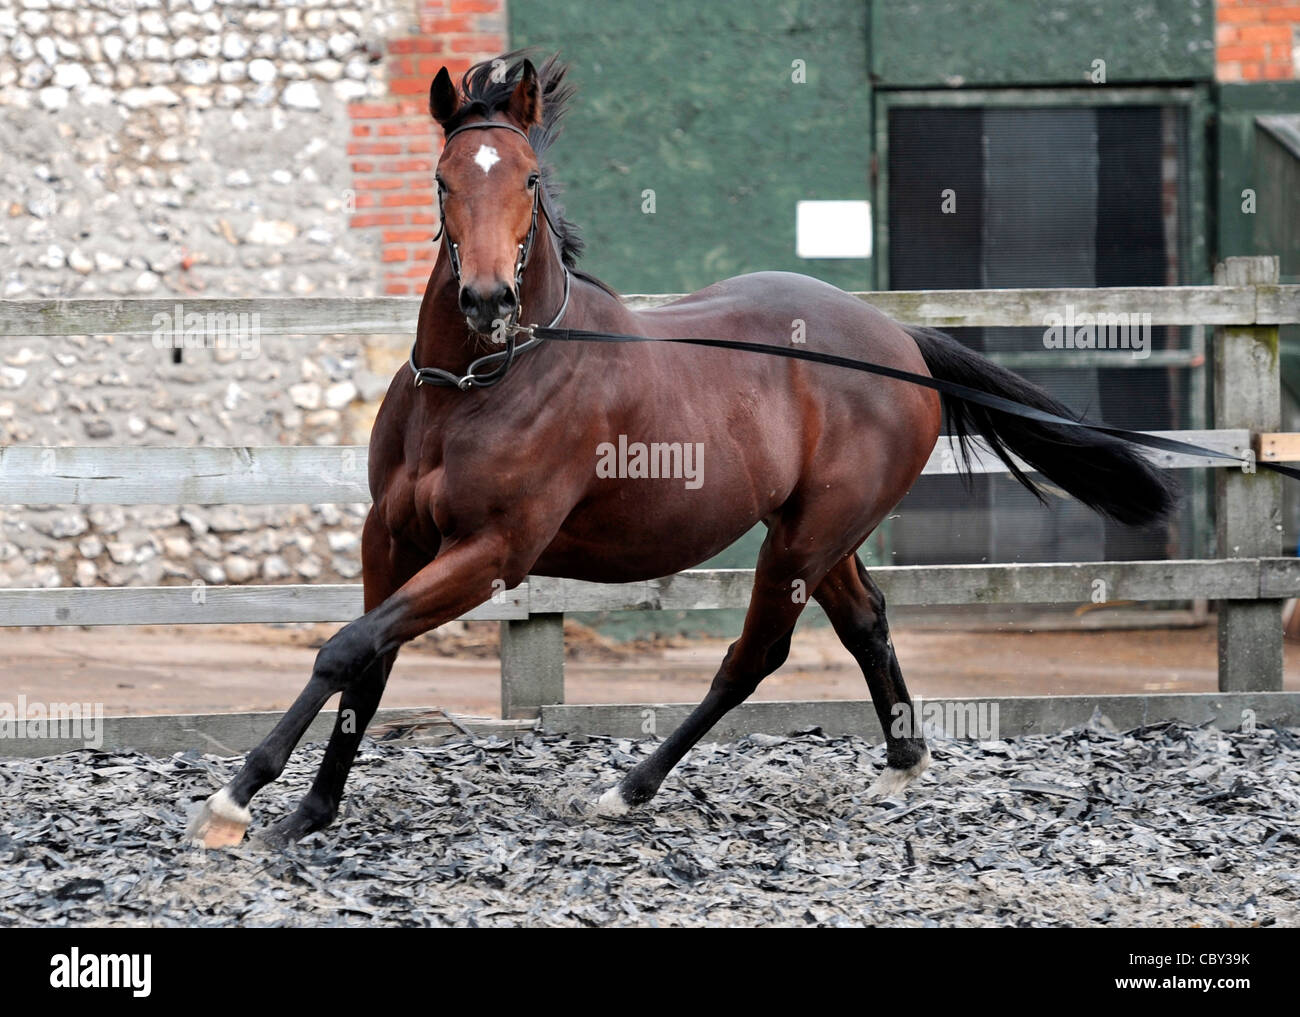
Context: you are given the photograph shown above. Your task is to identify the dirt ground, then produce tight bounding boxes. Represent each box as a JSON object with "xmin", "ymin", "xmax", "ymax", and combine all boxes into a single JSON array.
[{"xmin": 6, "ymin": 618, "xmax": 1299, "ymax": 717}]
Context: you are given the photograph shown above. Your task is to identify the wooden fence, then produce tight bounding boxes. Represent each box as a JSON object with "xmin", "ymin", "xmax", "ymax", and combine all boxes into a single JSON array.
[{"xmin": 2, "ymin": 255, "xmax": 1300, "ymax": 753}]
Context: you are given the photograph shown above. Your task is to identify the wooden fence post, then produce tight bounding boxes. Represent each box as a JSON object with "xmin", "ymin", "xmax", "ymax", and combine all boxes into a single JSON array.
[
  {"xmin": 1214, "ymin": 256, "xmax": 1283, "ymax": 692},
  {"xmin": 499, "ymin": 614, "xmax": 565, "ymax": 718}
]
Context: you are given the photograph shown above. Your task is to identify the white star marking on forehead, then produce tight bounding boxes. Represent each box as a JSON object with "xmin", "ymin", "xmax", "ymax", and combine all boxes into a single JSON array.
[{"xmin": 473, "ymin": 144, "xmax": 501, "ymax": 174}]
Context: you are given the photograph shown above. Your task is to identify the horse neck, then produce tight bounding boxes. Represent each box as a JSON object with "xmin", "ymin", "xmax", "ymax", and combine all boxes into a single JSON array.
[{"xmin": 412, "ymin": 228, "xmax": 569, "ymax": 372}]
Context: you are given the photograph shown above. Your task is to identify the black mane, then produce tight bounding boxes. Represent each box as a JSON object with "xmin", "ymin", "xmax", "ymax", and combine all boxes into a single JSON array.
[{"xmin": 445, "ymin": 51, "xmax": 610, "ymax": 292}]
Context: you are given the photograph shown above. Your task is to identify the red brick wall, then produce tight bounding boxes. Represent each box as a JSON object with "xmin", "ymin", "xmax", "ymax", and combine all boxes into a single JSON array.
[
  {"xmin": 349, "ymin": 0, "xmax": 508, "ymax": 296},
  {"xmin": 1217, "ymin": 0, "xmax": 1300, "ymax": 81}
]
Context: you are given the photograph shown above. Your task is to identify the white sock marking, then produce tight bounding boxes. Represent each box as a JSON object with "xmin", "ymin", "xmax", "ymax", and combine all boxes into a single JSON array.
[
  {"xmin": 596, "ymin": 786, "xmax": 630, "ymax": 818},
  {"xmin": 207, "ymin": 786, "xmax": 252, "ymax": 824},
  {"xmin": 867, "ymin": 746, "xmax": 933, "ymax": 800}
]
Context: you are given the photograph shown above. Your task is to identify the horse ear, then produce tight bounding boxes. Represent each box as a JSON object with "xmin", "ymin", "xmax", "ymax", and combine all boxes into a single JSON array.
[
  {"xmin": 429, "ymin": 67, "xmax": 460, "ymax": 127},
  {"xmin": 507, "ymin": 59, "xmax": 541, "ymax": 128}
]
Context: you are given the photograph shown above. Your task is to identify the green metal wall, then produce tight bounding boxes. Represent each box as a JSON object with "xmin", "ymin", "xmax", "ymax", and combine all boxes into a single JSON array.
[
  {"xmin": 509, "ymin": 0, "xmax": 873, "ymax": 294},
  {"xmin": 1218, "ymin": 83, "xmax": 1300, "ymax": 554},
  {"xmin": 872, "ymin": 0, "xmax": 1214, "ymax": 86},
  {"xmin": 511, "ymin": 0, "xmax": 1219, "ymax": 296},
  {"xmin": 1216, "ymin": 83, "xmax": 1300, "ymax": 270},
  {"xmin": 1255, "ymin": 130, "xmax": 1300, "ymax": 286},
  {"xmin": 1216, "ymin": 83, "xmax": 1300, "ymax": 408}
]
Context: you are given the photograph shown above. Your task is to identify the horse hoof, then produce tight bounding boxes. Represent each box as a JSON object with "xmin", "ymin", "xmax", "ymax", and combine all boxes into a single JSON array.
[
  {"xmin": 253, "ymin": 814, "xmax": 312, "ymax": 851},
  {"xmin": 186, "ymin": 788, "xmax": 251, "ymax": 849},
  {"xmin": 595, "ymin": 785, "xmax": 632, "ymax": 818},
  {"xmin": 867, "ymin": 747, "xmax": 932, "ymax": 801},
  {"xmin": 251, "ymin": 825, "xmax": 293, "ymax": 853}
]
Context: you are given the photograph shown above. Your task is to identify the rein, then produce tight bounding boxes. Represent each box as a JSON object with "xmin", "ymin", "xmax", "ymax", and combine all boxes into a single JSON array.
[
  {"xmin": 408, "ymin": 125, "xmax": 1298, "ymax": 484},
  {"xmin": 527, "ymin": 325, "xmax": 1300, "ymax": 483}
]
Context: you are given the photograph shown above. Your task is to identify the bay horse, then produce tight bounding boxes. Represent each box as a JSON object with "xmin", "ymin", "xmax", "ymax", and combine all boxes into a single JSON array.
[{"xmin": 188, "ymin": 53, "xmax": 1175, "ymax": 848}]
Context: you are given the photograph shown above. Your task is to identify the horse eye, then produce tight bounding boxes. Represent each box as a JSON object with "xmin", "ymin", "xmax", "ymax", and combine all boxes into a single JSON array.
[{"xmin": 527, "ymin": 173, "xmax": 540, "ymax": 190}]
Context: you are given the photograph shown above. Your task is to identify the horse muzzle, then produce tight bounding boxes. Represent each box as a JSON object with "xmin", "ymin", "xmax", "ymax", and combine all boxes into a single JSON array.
[{"xmin": 459, "ymin": 282, "xmax": 518, "ymax": 335}]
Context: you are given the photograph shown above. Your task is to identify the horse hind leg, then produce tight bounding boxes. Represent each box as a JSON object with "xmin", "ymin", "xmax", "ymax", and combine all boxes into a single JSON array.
[
  {"xmin": 814, "ymin": 554, "xmax": 931, "ymax": 799},
  {"xmin": 596, "ymin": 518, "xmax": 831, "ymax": 817},
  {"xmin": 596, "ymin": 601, "xmax": 799, "ymax": 817}
]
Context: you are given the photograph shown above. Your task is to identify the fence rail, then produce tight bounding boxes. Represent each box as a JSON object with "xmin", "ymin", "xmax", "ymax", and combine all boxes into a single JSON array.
[
  {"xmin": 1, "ymin": 559, "xmax": 1296, "ymax": 630},
  {"xmin": 0, "ymin": 430, "xmax": 1255, "ymax": 505},
  {"xmin": 1, "ymin": 257, "xmax": 1297, "ymax": 750},
  {"xmin": 2, "ymin": 284, "xmax": 1297, "ymax": 335}
]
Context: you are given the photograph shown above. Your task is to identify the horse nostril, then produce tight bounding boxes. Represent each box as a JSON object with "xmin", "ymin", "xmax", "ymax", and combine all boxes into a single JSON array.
[
  {"xmin": 458, "ymin": 285, "xmax": 516, "ymax": 332},
  {"xmin": 459, "ymin": 286, "xmax": 514, "ymax": 313}
]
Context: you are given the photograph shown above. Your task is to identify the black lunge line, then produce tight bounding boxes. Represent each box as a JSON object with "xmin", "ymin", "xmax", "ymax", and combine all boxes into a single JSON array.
[{"xmin": 516, "ymin": 325, "xmax": 1299, "ymax": 484}]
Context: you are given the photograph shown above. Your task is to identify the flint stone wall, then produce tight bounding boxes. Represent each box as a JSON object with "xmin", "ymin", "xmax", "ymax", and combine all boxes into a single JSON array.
[{"xmin": 0, "ymin": 0, "xmax": 439, "ymax": 590}]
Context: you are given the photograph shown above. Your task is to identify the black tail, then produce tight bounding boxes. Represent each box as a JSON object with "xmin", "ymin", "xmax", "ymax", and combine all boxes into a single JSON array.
[{"xmin": 906, "ymin": 325, "xmax": 1178, "ymax": 526}]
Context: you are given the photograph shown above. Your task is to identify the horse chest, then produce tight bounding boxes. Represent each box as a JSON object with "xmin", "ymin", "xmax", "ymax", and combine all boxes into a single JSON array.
[{"xmin": 374, "ymin": 464, "xmax": 446, "ymax": 554}]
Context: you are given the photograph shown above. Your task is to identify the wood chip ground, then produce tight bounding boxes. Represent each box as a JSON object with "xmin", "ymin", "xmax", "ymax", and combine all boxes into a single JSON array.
[{"xmin": 1, "ymin": 716, "xmax": 1297, "ymax": 927}]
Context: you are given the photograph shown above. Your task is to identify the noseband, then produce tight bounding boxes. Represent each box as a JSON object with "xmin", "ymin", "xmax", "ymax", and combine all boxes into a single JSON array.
[{"xmin": 412, "ymin": 119, "xmax": 570, "ymax": 391}]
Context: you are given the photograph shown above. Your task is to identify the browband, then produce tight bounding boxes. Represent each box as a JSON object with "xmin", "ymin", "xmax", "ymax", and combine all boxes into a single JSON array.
[{"xmin": 442, "ymin": 120, "xmax": 534, "ymax": 146}]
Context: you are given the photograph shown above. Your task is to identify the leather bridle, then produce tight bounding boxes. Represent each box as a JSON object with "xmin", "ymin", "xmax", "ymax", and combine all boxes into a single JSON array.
[{"xmin": 411, "ymin": 119, "xmax": 570, "ymax": 391}]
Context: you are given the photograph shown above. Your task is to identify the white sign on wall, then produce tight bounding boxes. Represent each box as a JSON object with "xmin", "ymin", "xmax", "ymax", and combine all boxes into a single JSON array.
[{"xmin": 795, "ymin": 200, "xmax": 873, "ymax": 259}]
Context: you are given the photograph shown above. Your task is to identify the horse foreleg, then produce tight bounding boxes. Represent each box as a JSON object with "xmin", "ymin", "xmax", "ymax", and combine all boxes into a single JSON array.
[
  {"xmin": 186, "ymin": 531, "xmax": 521, "ymax": 848},
  {"xmin": 250, "ymin": 651, "xmax": 397, "ymax": 848},
  {"xmin": 255, "ymin": 521, "xmax": 429, "ymax": 848},
  {"xmin": 814, "ymin": 554, "xmax": 930, "ymax": 799}
]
